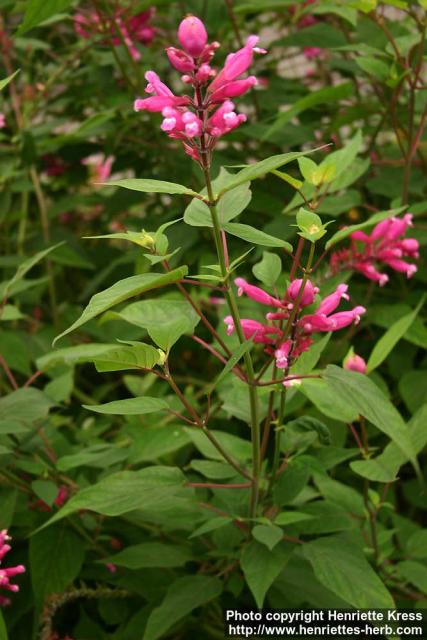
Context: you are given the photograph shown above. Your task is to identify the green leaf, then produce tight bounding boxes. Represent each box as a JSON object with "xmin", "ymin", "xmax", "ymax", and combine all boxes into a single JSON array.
[
  {"xmin": 298, "ymin": 157, "xmax": 321, "ymax": 185},
  {"xmin": 184, "ymin": 180, "xmax": 251, "ymax": 227},
  {"xmin": 356, "ymin": 56, "xmax": 390, "ymax": 81},
  {"xmin": 38, "ymin": 467, "xmax": 185, "ymax": 530},
  {"xmin": 286, "ymin": 416, "xmax": 331, "ymax": 446},
  {"xmin": 189, "ymin": 517, "xmax": 232, "ymax": 538},
  {"xmin": 210, "ymin": 340, "xmax": 253, "ymax": 391},
  {"xmin": 218, "ymin": 149, "xmax": 325, "ymax": 196},
  {"xmin": 303, "ymin": 534, "xmax": 394, "ymax": 608},
  {"xmin": 312, "ymin": 3, "xmax": 357, "ymax": 25},
  {"xmin": 350, "ymin": 458, "xmax": 400, "ymax": 483},
  {"xmin": 265, "ymin": 85, "xmax": 353, "ymax": 140},
  {"xmin": 129, "ymin": 425, "xmax": 191, "ymax": 464},
  {"xmin": 31, "ymin": 480, "xmax": 58, "ymax": 507},
  {"xmin": 143, "ymin": 576, "xmax": 222, "ymax": 640},
  {"xmin": 241, "ymin": 541, "xmax": 293, "ymax": 607},
  {"xmin": 274, "ymin": 512, "xmax": 315, "ymax": 527},
  {"xmin": 1, "ymin": 242, "xmax": 63, "ymax": 305},
  {"xmin": 406, "ymin": 530, "xmax": 427, "ymax": 559},
  {"xmin": 184, "ymin": 428, "xmax": 252, "ymax": 461},
  {"xmin": 367, "ymin": 297, "xmax": 425, "ymax": 372},
  {"xmin": 30, "ymin": 525, "xmax": 85, "ymax": 607},
  {"xmin": 18, "ymin": 0, "xmax": 73, "ymax": 34},
  {"xmin": 53, "ymin": 268, "xmax": 188, "ymax": 344},
  {"xmin": 323, "ymin": 366, "xmax": 419, "ymax": 473},
  {"xmin": 0, "ymin": 610, "xmax": 7, "ymax": 640},
  {"xmin": 325, "ymin": 206, "xmax": 406, "ymax": 249},
  {"xmin": 86, "ymin": 230, "xmax": 156, "ymax": 250},
  {"xmin": 94, "ymin": 342, "xmax": 163, "ymax": 372},
  {"xmin": 252, "ymin": 252, "xmax": 282, "ymax": 287},
  {"xmin": 83, "ymin": 396, "xmax": 169, "ymax": 415},
  {"xmin": 103, "ymin": 298, "xmax": 199, "ymax": 351},
  {"xmin": 0, "ymin": 388, "xmax": 53, "ymax": 427},
  {"xmin": 252, "ymin": 524, "xmax": 283, "ymax": 551},
  {"xmin": 37, "ymin": 343, "xmax": 120, "ymax": 371},
  {"xmin": 102, "ymin": 178, "xmax": 201, "ymax": 198},
  {"xmin": 102, "ymin": 543, "xmax": 192, "ymax": 569},
  {"xmin": 0, "ymin": 70, "xmax": 20, "ymax": 92},
  {"xmin": 396, "ymin": 561, "xmax": 427, "ymax": 595},
  {"xmin": 223, "ymin": 222, "xmax": 292, "ymax": 250},
  {"xmin": 271, "ymin": 169, "xmax": 303, "ymax": 190},
  {"xmin": 273, "ymin": 459, "xmax": 311, "ymax": 506},
  {"xmin": 56, "ymin": 445, "xmax": 128, "ymax": 472}
]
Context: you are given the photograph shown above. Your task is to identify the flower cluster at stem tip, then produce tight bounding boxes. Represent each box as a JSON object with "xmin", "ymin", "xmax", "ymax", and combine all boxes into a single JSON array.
[
  {"xmin": 330, "ymin": 213, "xmax": 418, "ymax": 285},
  {"xmin": 225, "ymin": 278, "xmax": 366, "ymax": 385},
  {"xmin": 134, "ymin": 15, "xmax": 266, "ymax": 166},
  {"xmin": 0, "ymin": 529, "xmax": 25, "ymax": 607}
]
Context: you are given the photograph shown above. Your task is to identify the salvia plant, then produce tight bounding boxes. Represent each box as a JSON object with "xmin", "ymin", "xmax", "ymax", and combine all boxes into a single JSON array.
[{"xmin": 0, "ymin": 1, "xmax": 426, "ymax": 639}]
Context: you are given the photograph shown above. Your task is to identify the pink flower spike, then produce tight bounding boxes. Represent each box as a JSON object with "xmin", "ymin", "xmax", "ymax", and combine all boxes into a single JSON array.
[
  {"xmin": 178, "ymin": 16, "xmax": 208, "ymax": 57},
  {"xmin": 382, "ymin": 258, "xmax": 417, "ymax": 278},
  {"xmin": 209, "ymin": 35, "xmax": 265, "ymax": 92},
  {"xmin": 0, "ymin": 530, "xmax": 25, "ymax": 607},
  {"xmin": 316, "ymin": 284, "xmax": 349, "ymax": 315},
  {"xmin": 344, "ymin": 353, "xmax": 367, "ymax": 374},
  {"xmin": 286, "ymin": 279, "xmax": 318, "ymax": 307},
  {"xmin": 234, "ymin": 278, "xmax": 282, "ymax": 307},
  {"xmin": 166, "ymin": 47, "xmax": 195, "ymax": 73}
]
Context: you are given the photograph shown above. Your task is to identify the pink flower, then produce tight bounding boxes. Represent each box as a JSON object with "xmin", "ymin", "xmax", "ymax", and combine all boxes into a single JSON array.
[
  {"xmin": 303, "ymin": 47, "xmax": 322, "ymax": 60},
  {"xmin": 225, "ymin": 278, "xmax": 366, "ymax": 376},
  {"xmin": 82, "ymin": 153, "xmax": 115, "ymax": 183},
  {"xmin": 106, "ymin": 563, "xmax": 117, "ymax": 574},
  {"xmin": 344, "ymin": 353, "xmax": 367, "ymax": 374},
  {"xmin": 0, "ymin": 530, "xmax": 25, "ymax": 607},
  {"xmin": 235, "ymin": 277, "xmax": 282, "ymax": 307},
  {"xmin": 0, "ymin": 113, "xmax": 5, "ymax": 129},
  {"xmin": 330, "ymin": 214, "xmax": 418, "ymax": 285},
  {"xmin": 74, "ymin": 6, "xmax": 155, "ymax": 61},
  {"xmin": 54, "ymin": 486, "xmax": 69, "ymax": 507},
  {"xmin": 178, "ymin": 16, "xmax": 208, "ymax": 57},
  {"xmin": 134, "ymin": 17, "xmax": 265, "ymax": 166},
  {"xmin": 286, "ymin": 279, "xmax": 319, "ymax": 308}
]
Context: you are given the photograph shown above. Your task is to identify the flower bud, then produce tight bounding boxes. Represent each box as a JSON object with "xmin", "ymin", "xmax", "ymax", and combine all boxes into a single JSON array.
[{"xmin": 178, "ymin": 16, "xmax": 208, "ymax": 57}]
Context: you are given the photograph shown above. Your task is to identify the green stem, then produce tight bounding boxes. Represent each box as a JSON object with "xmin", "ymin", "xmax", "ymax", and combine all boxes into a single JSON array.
[{"xmin": 202, "ymin": 167, "xmax": 261, "ymax": 518}]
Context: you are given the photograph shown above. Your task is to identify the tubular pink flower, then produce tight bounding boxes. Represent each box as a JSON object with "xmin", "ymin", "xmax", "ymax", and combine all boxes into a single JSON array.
[
  {"xmin": 209, "ymin": 76, "xmax": 258, "ymax": 102},
  {"xmin": 134, "ymin": 95, "xmax": 189, "ymax": 112},
  {"xmin": 166, "ymin": 47, "xmax": 195, "ymax": 73},
  {"xmin": 145, "ymin": 70, "xmax": 174, "ymax": 97},
  {"xmin": 350, "ymin": 230, "xmax": 371, "ymax": 243},
  {"xmin": 316, "ymin": 284, "xmax": 349, "ymax": 315},
  {"xmin": 286, "ymin": 279, "xmax": 319, "ymax": 307},
  {"xmin": 0, "ymin": 113, "xmax": 5, "ymax": 129},
  {"xmin": 381, "ymin": 259, "xmax": 417, "ymax": 278},
  {"xmin": 399, "ymin": 238, "xmax": 419, "ymax": 257},
  {"xmin": 300, "ymin": 313, "xmax": 332, "ymax": 333},
  {"xmin": 354, "ymin": 262, "xmax": 389, "ymax": 286},
  {"xmin": 235, "ymin": 278, "xmax": 282, "ymax": 307},
  {"xmin": 209, "ymin": 35, "xmax": 266, "ymax": 91},
  {"xmin": 224, "ymin": 316, "xmax": 280, "ymax": 344},
  {"xmin": 0, "ymin": 530, "xmax": 25, "ymax": 607},
  {"xmin": 386, "ymin": 214, "xmax": 413, "ymax": 241},
  {"xmin": 344, "ymin": 353, "xmax": 367, "ymax": 374},
  {"xmin": 275, "ymin": 340, "xmax": 292, "ymax": 369},
  {"xmin": 178, "ymin": 16, "xmax": 208, "ymax": 57},
  {"xmin": 327, "ymin": 306, "xmax": 366, "ymax": 330}
]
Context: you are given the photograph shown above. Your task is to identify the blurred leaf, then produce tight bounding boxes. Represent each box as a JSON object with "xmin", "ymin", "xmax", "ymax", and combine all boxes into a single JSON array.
[
  {"xmin": 94, "ymin": 342, "xmax": 162, "ymax": 372},
  {"xmin": 356, "ymin": 56, "xmax": 390, "ymax": 81},
  {"xmin": 312, "ymin": 4, "xmax": 357, "ymax": 25},
  {"xmin": 0, "ymin": 388, "xmax": 53, "ymax": 426},
  {"xmin": 18, "ymin": 0, "xmax": 73, "ymax": 34},
  {"xmin": 143, "ymin": 576, "xmax": 222, "ymax": 640},
  {"xmin": 0, "ymin": 70, "xmax": 19, "ymax": 91},
  {"xmin": 184, "ymin": 428, "xmax": 252, "ymax": 461},
  {"xmin": 396, "ymin": 561, "xmax": 427, "ymax": 594},
  {"xmin": 367, "ymin": 297, "xmax": 425, "ymax": 372},
  {"xmin": 274, "ymin": 512, "xmax": 314, "ymax": 527},
  {"xmin": 265, "ymin": 85, "xmax": 353, "ymax": 140},
  {"xmin": 406, "ymin": 530, "xmax": 427, "ymax": 559}
]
